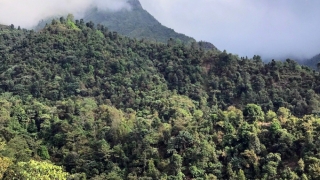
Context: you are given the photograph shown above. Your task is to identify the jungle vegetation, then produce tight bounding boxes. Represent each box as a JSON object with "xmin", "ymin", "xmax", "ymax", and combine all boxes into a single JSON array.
[{"xmin": 1, "ymin": 17, "xmax": 320, "ymax": 179}]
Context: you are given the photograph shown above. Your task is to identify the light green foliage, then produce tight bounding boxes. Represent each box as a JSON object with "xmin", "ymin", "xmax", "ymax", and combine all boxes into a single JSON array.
[
  {"xmin": 146, "ymin": 159, "xmax": 161, "ymax": 179},
  {"xmin": 243, "ymin": 104, "xmax": 264, "ymax": 123},
  {"xmin": 66, "ymin": 19, "xmax": 80, "ymax": 30},
  {"xmin": 281, "ymin": 167, "xmax": 299, "ymax": 180},
  {"xmin": 277, "ymin": 107, "xmax": 291, "ymax": 123},
  {"xmin": 237, "ymin": 169, "xmax": 246, "ymax": 180},
  {"xmin": 0, "ymin": 156, "xmax": 12, "ymax": 179},
  {"xmin": 298, "ymin": 158, "xmax": 305, "ymax": 172},
  {"xmin": 0, "ymin": 139, "xmax": 13, "ymax": 179},
  {"xmin": 265, "ymin": 110, "xmax": 277, "ymax": 122},
  {"xmin": 4, "ymin": 160, "xmax": 69, "ymax": 180},
  {"xmin": 308, "ymin": 161, "xmax": 320, "ymax": 179},
  {"xmin": 96, "ymin": 30, "xmax": 105, "ymax": 39},
  {"xmin": 1, "ymin": 16, "xmax": 320, "ymax": 180}
]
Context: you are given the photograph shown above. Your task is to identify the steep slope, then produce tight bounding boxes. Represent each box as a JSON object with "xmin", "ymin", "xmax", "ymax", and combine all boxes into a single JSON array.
[
  {"xmin": 34, "ymin": 0, "xmax": 217, "ymax": 49},
  {"xmin": 83, "ymin": 0, "xmax": 195, "ymax": 44},
  {"xmin": 301, "ymin": 53, "xmax": 320, "ymax": 70}
]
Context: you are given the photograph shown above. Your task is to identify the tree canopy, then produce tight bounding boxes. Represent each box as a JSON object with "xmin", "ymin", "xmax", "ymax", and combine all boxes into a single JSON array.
[{"xmin": 0, "ymin": 17, "xmax": 320, "ymax": 179}]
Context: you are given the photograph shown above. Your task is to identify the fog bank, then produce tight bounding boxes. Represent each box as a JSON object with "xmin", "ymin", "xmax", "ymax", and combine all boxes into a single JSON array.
[
  {"xmin": 140, "ymin": 0, "xmax": 320, "ymax": 60},
  {"xmin": 0, "ymin": 0, "xmax": 130, "ymax": 28}
]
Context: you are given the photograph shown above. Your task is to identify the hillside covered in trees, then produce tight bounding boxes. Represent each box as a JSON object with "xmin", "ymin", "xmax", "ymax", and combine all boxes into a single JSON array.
[
  {"xmin": 35, "ymin": 0, "xmax": 214, "ymax": 49},
  {"xmin": 83, "ymin": 0, "xmax": 195, "ymax": 45},
  {"xmin": 302, "ymin": 54, "xmax": 320, "ymax": 71},
  {"xmin": 1, "ymin": 17, "xmax": 320, "ymax": 179}
]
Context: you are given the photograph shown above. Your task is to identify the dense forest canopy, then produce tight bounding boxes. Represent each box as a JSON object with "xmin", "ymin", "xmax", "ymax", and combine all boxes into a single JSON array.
[{"xmin": 0, "ymin": 16, "xmax": 320, "ymax": 179}]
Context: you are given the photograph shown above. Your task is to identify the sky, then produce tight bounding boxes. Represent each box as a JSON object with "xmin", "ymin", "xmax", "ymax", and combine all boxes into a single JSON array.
[
  {"xmin": 0, "ymin": 0, "xmax": 130, "ymax": 27},
  {"xmin": 139, "ymin": 0, "xmax": 320, "ymax": 60},
  {"xmin": 0, "ymin": 0, "xmax": 319, "ymax": 60}
]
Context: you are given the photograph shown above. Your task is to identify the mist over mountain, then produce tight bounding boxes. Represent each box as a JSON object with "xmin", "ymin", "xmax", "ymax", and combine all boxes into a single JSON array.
[
  {"xmin": 33, "ymin": 0, "xmax": 212, "ymax": 46},
  {"xmin": 300, "ymin": 54, "xmax": 320, "ymax": 70},
  {"xmin": 0, "ymin": 0, "xmax": 131, "ymax": 28},
  {"xmin": 1, "ymin": 0, "xmax": 318, "ymax": 59},
  {"xmin": 140, "ymin": 0, "xmax": 320, "ymax": 60},
  {"xmin": 82, "ymin": 0, "xmax": 196, "ymax": 44}
]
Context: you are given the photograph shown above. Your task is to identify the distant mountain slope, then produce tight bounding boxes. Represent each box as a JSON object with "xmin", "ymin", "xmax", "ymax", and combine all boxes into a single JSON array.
[
  {"xmin": 302, "ymin": 54, "xmax": 320, "ymax": 70},
  {"xmin": 83, "ymin": 0, "xmax": 195, "ymax": 44},
  {"xmin": 0, "ymin": 24, "xmax": 9, "ymax": 29},
  {"xmin": 34, "ymin": 0, "xmax": 217, "ymax": 50}
]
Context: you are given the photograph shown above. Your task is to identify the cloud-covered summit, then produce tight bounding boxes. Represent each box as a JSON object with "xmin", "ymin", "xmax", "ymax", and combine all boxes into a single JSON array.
[
  {"xmin": 1, "ymin": 0, "xmax": 320, "ymax": 60},
  {"xmin": 0, "ymin": 0, "xmax": 130, "ymax": 28}
]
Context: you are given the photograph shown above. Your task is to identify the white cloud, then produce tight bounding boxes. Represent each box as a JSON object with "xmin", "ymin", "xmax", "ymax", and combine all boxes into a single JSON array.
[
  {"xmin": 1, "ymin": 0, "xmax": 319, "ymax": 59},
  {"xmin": 140, "ymin": 0, "xmax": 320, "ymax": 59},
  {"xmin": 93, "ymin": 0, "xmax": 131, "ymax": 12},
  {"xmin": 0, "ymin": 0, "xmax": 130, "ymax": 28}
]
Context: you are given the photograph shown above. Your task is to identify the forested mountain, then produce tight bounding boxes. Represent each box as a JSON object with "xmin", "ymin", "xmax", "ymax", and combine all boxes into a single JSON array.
[
  {"xmin": 1, "ymin": 17, "xmax": 320, "ymax": 179},
  {"xmin": 0, "ymin": 24, "xmax": 8, "ymax": 29},
  {"xmin": 302, "ymin": 54, "xmax": 320, "ymax": 70},
  {"xmin": 35, "ymin": 0, "xmax": 206, "ymax": 48},
  {"xmin": 35, "ymin": 0, "xmax": 218, "ymax": 50},
  {"xmin": 83, "ymin": 0, "xmax": 195, "ymax": 45}
]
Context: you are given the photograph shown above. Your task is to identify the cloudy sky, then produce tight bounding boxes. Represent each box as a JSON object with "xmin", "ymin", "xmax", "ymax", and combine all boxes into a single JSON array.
[
  {"xmin": 0, "ymin": 0, "xmax": 319, "ymax": 60},
  {"xmin": 139, "ymin": 0, "xmax": 320, "ymax": 60}
]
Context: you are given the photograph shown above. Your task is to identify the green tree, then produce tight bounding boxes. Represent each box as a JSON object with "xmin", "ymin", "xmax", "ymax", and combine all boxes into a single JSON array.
[
  {"xmin": 4, "ymin": 160, "xmax": 69, "ymax": 180},
  {"xmin": 243, "ymin": 104, "xmax": 264, "ymax": 123},
  {"xmin": 237, "ymin": 169, "xmax": 246, "ymax": 180},
  {"xmin": 0, "ymin": 139, "xmax": 13, "ymax": 179}
]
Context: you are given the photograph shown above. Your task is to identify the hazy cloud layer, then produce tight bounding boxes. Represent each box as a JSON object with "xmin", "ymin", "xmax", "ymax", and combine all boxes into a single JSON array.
[
  {"xmin": 1, "ymin": 0, "xmax": 319, "ymax": 59},
  {"xmin": 140, "ymin": 0, "xmax": 320, "ymax": 60},
  {"xmin": 0, "ymin": 0, "xmax": 130, "ymax": 28}
]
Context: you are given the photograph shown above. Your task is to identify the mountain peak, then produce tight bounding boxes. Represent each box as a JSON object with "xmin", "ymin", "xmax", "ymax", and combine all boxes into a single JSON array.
[
  {"xmin": 128, "ymin": 0, "xmax": 142, "ymax": 10},
  {"xmin": 81, "ymin": 0, "xmax": 195, "ymax": 44}
]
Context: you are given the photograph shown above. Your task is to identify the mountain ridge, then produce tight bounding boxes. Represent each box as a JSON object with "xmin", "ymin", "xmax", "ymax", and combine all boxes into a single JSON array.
[
  {"xmin": 33, "ymin": 0, "xmax": 217, "ymax": 50},
  {"xmin": 127, "ymin": 0, "xmax": 143, "ymax": 9},
  {"xmin": 300, "ymin": 53, "xmax": 320, "ymax": 70},
  {"xmin": 82, "ymin": 0, "xmax": 196, "ymax": 44}
]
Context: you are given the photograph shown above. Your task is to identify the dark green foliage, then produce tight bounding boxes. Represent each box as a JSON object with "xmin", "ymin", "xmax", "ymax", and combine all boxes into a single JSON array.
[{"xmin": 1, "ymin": 18, "xmax": 320, "ymax": 179}]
